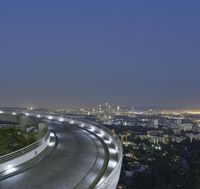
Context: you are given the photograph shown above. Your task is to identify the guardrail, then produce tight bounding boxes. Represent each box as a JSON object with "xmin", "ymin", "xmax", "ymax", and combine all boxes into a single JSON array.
[
  {"xmin": 0, "ymin": 131, "xmax": 49, "ymax": 164},
  {"xmin": 78, "ymin": 120, "xmax": 123, "ymax": 189},
  {"xmin": 94, "ymin": 125, "xmax": 123, "ymax": 189},
  {"xmin": 79, "ymin": 119, "xmax": 123, "ymax": 161},
  {"xmin": 0, "ymin": 110, "xmax": 122, "ymax": 188}
]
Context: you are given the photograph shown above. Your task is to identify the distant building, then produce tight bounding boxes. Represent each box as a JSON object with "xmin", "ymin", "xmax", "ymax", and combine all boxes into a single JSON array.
[
  {"xmin": 153, "ymin": 119, "xmax": 159, "ymax": 128},
  {"xmin": 148, "ymin": 135, "xmax": 169, "ymax": 144},
  {"xmin": 181, "ymin": 123, "xmax": 193, "ymax": 131},
  {"xmin": 170, "ymin": 135, "xmax": 185, "ymax": 143},
  {"xmin": 177, "ymin": 119, "xmax": 182, "ymax": 126}
]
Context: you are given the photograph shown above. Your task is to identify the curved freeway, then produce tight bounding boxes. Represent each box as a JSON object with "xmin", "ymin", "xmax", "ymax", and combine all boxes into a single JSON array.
[{"xmin": 0, "ymin": 111, "xmax": 122, "ymax": 189}]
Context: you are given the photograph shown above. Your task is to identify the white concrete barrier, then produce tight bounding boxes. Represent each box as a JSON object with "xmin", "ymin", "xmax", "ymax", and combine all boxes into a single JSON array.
[
  {"xmin": 0, "ymin": 132, "xmax": 50, "ymax": 173},
  {"xmin": 0, "ymin": 110, "xmax": 122, "ymax": 189}
]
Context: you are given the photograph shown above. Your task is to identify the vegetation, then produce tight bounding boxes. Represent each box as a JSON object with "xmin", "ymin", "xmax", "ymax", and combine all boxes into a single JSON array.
[{"xmin": 0, "ymin": 127, "xmax": 37, "ymax": 156}]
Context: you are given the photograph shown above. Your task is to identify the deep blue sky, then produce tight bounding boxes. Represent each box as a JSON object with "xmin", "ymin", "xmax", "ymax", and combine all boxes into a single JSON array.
[{"xmin": 0, "ymin": 1, "xmax": 200, "ymax": 108}]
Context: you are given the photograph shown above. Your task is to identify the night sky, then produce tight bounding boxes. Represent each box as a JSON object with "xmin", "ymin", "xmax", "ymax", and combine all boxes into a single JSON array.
[{"xmin": 0, "ymin": 1, "xmax": 200, "ymax": 108}]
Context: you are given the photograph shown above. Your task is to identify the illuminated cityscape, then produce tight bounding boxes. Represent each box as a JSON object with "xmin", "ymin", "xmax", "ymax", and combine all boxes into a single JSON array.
[
  {"xmin": 2, "ymin": 105, "xmax": 200, "ymax": 188},
  {"xmin": 57, "ymin": 104, "xmax": 200, "ymax": 188},
  {"xmin": 1, "ymin": 1, "xmax": 200, "ymax": 189}
]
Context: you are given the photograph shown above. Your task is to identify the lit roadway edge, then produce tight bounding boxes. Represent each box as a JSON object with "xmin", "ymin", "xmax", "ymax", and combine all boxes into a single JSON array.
[{"xmin": 0, "ymin": 111, "xmax": 121, "ymax": 189}]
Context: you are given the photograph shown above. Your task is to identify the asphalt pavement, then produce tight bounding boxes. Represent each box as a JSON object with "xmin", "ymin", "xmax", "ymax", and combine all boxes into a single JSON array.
[{"xmin": 0, "ymin": 123, "xmax": 106, "ymax": 189}]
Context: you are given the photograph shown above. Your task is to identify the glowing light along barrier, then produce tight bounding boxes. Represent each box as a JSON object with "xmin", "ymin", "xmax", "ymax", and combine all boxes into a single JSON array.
[
  {"xmin": 4, "ymin": 167, "xmax": 18, "ymax": 174},
  {"xmin": 7, "ymin": 164, "xmax": 13, "ymax": 169},
  {"xmin": 80, "ymin": 123, "xmax": 85, "ymax": 127},
  {"xmin": 109, "ymin": 148, "xmax": 117, "ymax": 154},
  {"xmin": 104, "ymin": 139, "xmax": 111, "ymax": 145},
  {"xmin": 108, "ymin": 160, "xmax": 118, "ymax": 169},
  {"xmin": 70, "ymin": 120, "xmax": 74, "ymax": 124},
  {"xmin": 49, "ymin": 132, "xmax": 56, "ymax": 147},
  {"xmin": 50, "ymin": 132, "xmax": 55, "ymax": 137},
  {"xmin": 37, "ymin": 114, "xmax": 41, "ymax": 118},
  {"xmin": 96, "ymin": 132, "xmax": 104, "ymax": 138},
  {"xmin": 49, "ymin": 141, "xmax": 55, "ymax": 147},
  {"xmin": 48, "ymin": 116, "xmax": 53, "ymax": 120},
  {"xmin": 59, "ymin": 117, "xmax": 64, "ymax": 122},
  {"xmin": 89, "ymin": 127, "xmax": 95, "ymax": 132}
]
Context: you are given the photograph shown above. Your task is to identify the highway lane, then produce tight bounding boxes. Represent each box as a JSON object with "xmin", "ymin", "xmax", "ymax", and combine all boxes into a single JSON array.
[{"xmin": 0, "ymin": 122, "xmax": 106, "ymax": 189}]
